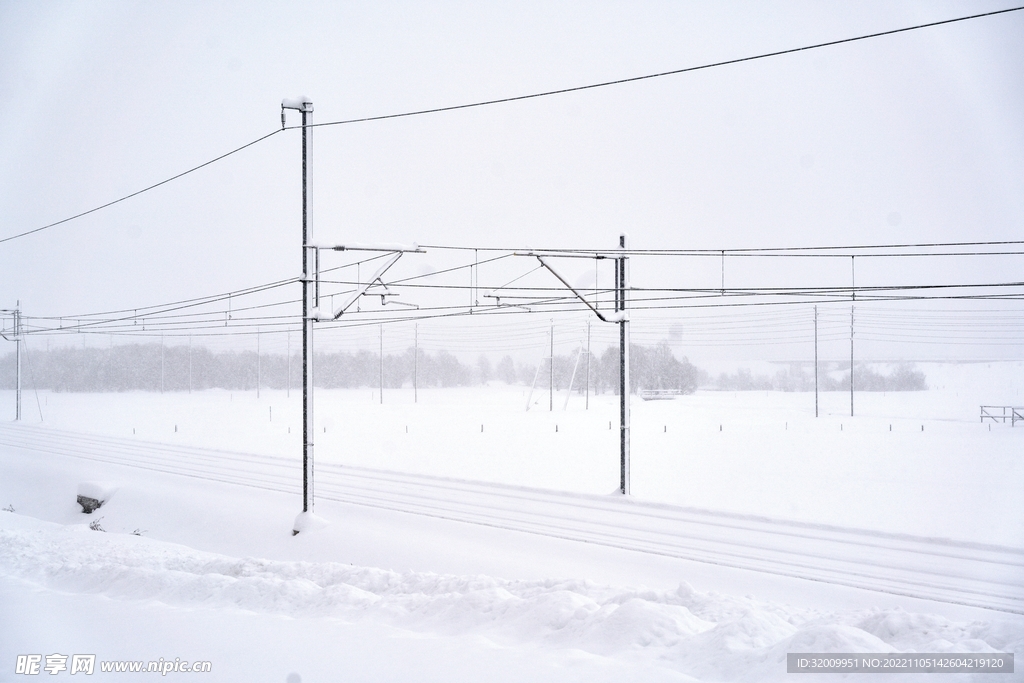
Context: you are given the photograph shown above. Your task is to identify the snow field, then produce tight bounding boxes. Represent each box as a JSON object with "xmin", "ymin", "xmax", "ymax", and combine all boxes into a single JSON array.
[
  {"xmin": 1, "ymin": 361, "xmax": 1021, "ymax": 680},
  {"xmin": 1, "ymin": 448, "xmax": 1021, "ymax": 682},
  {"xmin": 3, "ymin": 361, "xmax": 1022, "ymax": 545}
]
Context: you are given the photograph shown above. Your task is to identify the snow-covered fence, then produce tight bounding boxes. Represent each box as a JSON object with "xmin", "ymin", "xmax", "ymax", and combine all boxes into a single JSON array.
[
  {"xmin": 980, "ymin": 405, "xmax": 1024, "ymax": 426},
  {"xmin": 638, "ymin": 388, "xmax": 686, "ymax": 401}
]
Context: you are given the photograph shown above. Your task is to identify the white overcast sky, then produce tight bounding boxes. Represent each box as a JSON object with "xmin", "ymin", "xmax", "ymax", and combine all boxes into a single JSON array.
[{"xmin": 1, "ymin": 1, "xmax": 1022, "ymax": 361}]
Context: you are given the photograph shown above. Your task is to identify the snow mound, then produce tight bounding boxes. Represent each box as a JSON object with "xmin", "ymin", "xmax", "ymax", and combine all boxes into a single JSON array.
[
  {"xmin": 1, "ymin": 514, "xmax": 1019, "ymax": 681},
  {"xmin": 291, "ymin": 511, "xmax": 329, "ymax": 535},
  {"xmin": 76, "ymin": 481, "xmax": 118, "ymax": 503}
]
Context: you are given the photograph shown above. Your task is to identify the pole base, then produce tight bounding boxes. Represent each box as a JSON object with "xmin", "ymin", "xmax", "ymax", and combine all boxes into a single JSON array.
[{"xmin": 292, "ymin": 511, "xmax": 328, "ymax": 536}]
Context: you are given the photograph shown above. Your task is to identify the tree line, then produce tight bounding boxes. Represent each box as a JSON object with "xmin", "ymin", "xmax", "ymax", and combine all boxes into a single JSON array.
[
  {"xmin": 0, "ymin": 343, "xmax": 923, "ymax": 393},
  {"xmin": 712, "ymin": 363, "xmax": 926, "ymax": 392}
]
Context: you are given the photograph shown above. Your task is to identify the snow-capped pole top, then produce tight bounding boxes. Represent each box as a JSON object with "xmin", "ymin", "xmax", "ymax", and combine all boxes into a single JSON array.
[{"xmin": 281, "ymin": 97, "xmax": 313, "ymax": 112}]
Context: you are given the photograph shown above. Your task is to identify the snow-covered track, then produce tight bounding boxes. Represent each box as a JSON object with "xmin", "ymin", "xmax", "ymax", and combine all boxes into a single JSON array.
[{"xmin": 2, "ymin": 423, "xmax": 1022, "ymax": 615}]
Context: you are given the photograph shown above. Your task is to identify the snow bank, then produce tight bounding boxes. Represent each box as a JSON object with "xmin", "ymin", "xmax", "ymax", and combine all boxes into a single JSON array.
[{"xmin": 1, "ymin": 513, "xmax": 1018, "ymax": 681}]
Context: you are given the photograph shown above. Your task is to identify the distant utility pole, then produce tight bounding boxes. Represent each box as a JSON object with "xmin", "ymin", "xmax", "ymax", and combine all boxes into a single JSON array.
[
  {"xmin": 585, "ymin": 319, "xmax": 591, "ymax": 410},
  {"xmin": 549, "ymin": 319, "xmax": 554, "ymax": 411},
  {"xmin": 413, "ymin": 323, "xmax": 418, "ymax": 403},
  {"xmin": 286, "ymin": 330, "xmax": 291, "ymax": 399},
  {"xmin": 850, "ymin": 257, "xmax": 855, "ymax": 418},
  {"xmin": 160, "ymin": 334, "xmax": 165, "ymax": 393},
  {"xmin": 16, "ymin": 304, "xmax": 21, "ymax": 421},
  {"xmin": 720, "ymin": 250, "xmax": 725, "ymax": 295},
  {"xmin": 850, "ymin": 305, "xmax": 855, "ymax": 417},
  {"xmin": 257, "ymin": 327, "xmax": 261, "ymax": 399},
  {"xmin": 813, "ymin": 306, "xmax": 818, "ymax": 418},
  {"xmin": 379, "ymin": 324, "xmax": 384, "ymax": 404},
  {"xmin": 617, "ymin": 234, "xmax": 630, "ymax": 495},
  {"xmin": 188, "ymin": 335, "xmax": 192, "ymax": 394},
  {"xmin": 3, "ymin": 303, "xmax": 23, "ymax": 421}
]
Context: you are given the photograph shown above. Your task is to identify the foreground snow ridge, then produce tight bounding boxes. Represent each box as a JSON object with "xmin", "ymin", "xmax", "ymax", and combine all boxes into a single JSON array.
[{"xmin": 1, "ymin": 514, "xmax": 1019, "ymax": 681}]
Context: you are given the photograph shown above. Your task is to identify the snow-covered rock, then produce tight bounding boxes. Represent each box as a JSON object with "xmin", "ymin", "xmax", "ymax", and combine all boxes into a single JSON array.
[{"xmin": 76, "ymin": 481, "xmax": 118, "ymax": 513}]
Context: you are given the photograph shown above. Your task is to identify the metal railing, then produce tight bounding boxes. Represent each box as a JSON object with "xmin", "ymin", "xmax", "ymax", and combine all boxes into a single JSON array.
[
  {"xmin": 980, "ymin": 406, "xmax": 1024, "ymax": 426},
  {"xmin": 638, "ymin": 389, "xmax": 687, "ymax": 401}
]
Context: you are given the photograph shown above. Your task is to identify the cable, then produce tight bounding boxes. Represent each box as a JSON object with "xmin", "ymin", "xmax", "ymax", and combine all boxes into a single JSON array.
[
  {"xmin": 0, "ymin": 129, "xmax": 283, "ymax": 245},
  {"xmin": 9, "ymin": 7, "xmax": 1021, "ymax": 247},
  {"xmin": 305, "ymin": 6, "xmax": 1024, "ymax": 130},
  {"xmin": 420, "ymin": 242, "xmax": 1024, "ymax": 256}
]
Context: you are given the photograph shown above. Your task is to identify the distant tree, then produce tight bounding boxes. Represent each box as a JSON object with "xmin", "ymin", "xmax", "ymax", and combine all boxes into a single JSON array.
[
  {"xmin": 517, "ymin": 361, "xmax": 538, "ymax": 386},
  {"xmin": 592, "ymin": 343, "xmax": 698, "ymax": 395},
  {"xmin": 476, "ymin": 355, "xmax": 493, "ymax": 384},
  {"xmin": 889, "ymin": 364, "xmax": 926, "ymax": 390},
  {"xmin": 495, "ymin": 355, "xmax": 516, "ymax": 384}
]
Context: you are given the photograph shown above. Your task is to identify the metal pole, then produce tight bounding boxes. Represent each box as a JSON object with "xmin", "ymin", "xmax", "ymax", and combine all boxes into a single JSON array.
[
  {"xmin": 300, "ymin": 103, "xmax": 315, "ymax": 514},
  {"xmin": 188, "ymin": 335, "xmax": 192, "ymax": 394},
  {"xmin": 813, "ymin": 306, "xmax": 818, "ymax": 418},
  {"xmin": 563, "ymin": 344, "xmax": 582, "ymax": 410},
  {"xmin": 851, "ymin": 255, "xmax": 856, "ymax": 301},
  {"xmin": 413, "ymin": 323, "xmax": 418, "ymax": 403},
  {"xmin": 850, "ymin": 257, "xmax": 855, "ymax": 418},
  {"xmin": 286, "ymin": 330, "xmax": 290, "ymax": 399},
  {"xmin": 257, "ymin": 327, "xmax": 261, "ymax": 399},
  {"xmin": 15, "ymin": 304, "xmax": 21, "ymax": 421},
  {"xmin": 585, "ymin": 319, "xmax": 591, "ymax": 409},
  {"xmin": 379, "ymin": 323, "xmax": 383, "ymax": 404},
  {"xmin": 619, "ymin": 233, "xmax": 630, "ymax": 495},
  {"xmin": 526, "ymin": 364, "xmax": 541, "ymax": 411},
  {"xmin": 549, "ymin": 319, "xmax": 554, "ymax": 411},
  {"xmin": 160, "ymin": 334, "xmax": 165, "ymax": 393}
]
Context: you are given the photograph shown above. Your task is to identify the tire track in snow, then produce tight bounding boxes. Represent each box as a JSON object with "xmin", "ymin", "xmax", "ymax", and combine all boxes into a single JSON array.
[{"xmin": 1, "ymin": 423, "xmax": 1022, "ymax": 614}]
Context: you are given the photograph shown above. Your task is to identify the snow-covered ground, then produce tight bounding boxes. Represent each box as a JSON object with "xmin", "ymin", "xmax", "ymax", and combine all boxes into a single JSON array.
[{"xmin": 0, "ymin": 362, "xmax": 1022, "ymax": 680}]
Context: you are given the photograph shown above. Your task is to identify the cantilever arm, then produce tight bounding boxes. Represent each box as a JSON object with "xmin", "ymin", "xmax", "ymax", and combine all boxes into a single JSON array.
[
  {"xmin": 532, "ymin": 255, "xmax": 626, "ymax": 324},
  {"xmin": 318, "ymin": 252, "xmax": 403, "ymax": 320}
]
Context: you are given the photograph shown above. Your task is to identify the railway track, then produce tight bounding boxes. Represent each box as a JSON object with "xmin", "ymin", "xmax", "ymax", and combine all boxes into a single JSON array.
[{"xmin": 1, "ymin": 422, "xmax": 1021, "ymax": 614}]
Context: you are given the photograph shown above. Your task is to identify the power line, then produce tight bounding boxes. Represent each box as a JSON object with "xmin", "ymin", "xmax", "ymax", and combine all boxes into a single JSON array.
[
  {"xmin": 6, "ymin": 7, "xmax": 1021, "ymax": 247},
  {"xmin": 52, "ymin": 276, "xmax": 298, "ymax": 320},
  {"xmin": 0, "ymin": 129, "xmax": 284, "ymax": 245},
  {"xmin": 420, "ymin": 241, "xmax": 1024, "ymax": 256},
  {"xmin": 305, "ymin": 6, "xmax": 1024, "ymax": 130},
  {"xmin": 24, "ymin": 278, "xmax": 1024, "ymax": 336}
]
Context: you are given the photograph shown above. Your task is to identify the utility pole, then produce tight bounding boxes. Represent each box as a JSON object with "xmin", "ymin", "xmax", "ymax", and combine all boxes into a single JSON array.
[
  {"xmin": 0, "ymin": 304, "xmax": 24, "ymax": 420},
  {"xmin": 585, "ymin": 319, "xmax": 591, "ymax": 410},
  {"xmin": 283, "ymin": 96, "xmax": 315, "ymax": 519},
  {"xmin": 257, "ymin": 327, "xmax": 261, "ymax": 399},
  {"xmin": 549, "ymin": 320, "xmax": 554, "ymax": 411},
  {"xmin": 15, "ymin": 303, "xmax": 21, "ymax": 421},
  {"xmin": 160, "ymin": 334, "xmax": 165, "ymax": 393},
  {"xmin": 720, "ymin": 250, "xmax": 725, "ymax": 295},
  {"xmin": 813, "ymin": 305, "xmax": 818, "ymax": 418},
  {"xmin": 618, "ymin": 233, "xmax": 630, "ymax": 495},
  {"xmin": 413, "ymin": 323, "xmax": 418, "ymax": 403},
  {"xmin": 850, "ymin": 305, "xmax": 855, "ymax": 417},
  {"xmin": 379, "ymin": 323, "xmax": 384, "ymax": 404},
  {"xmin": 188, "ymin": 335, "xmax": 192, "ymax": 394},
  {"xmin": 525, "ymin": 235, "xmax": 629, "ymax": 493},
  {"xmin": 286, "ymin": 330, "xmax": 291, "ymax": 399},
  {"xmin": 850, "ymin": 257, "xmax": 855, "ymax": 418}
]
